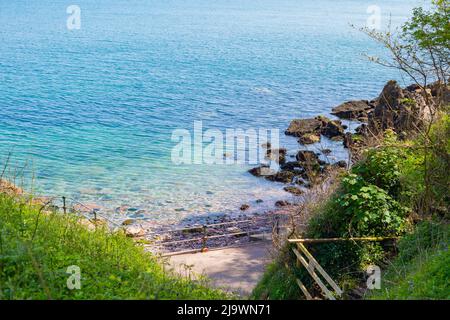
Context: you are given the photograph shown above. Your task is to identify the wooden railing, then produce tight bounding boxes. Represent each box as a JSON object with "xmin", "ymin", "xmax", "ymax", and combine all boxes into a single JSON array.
[{"xmin": 287, "ymin": 236, "xmax": 398, "ymax": 300}]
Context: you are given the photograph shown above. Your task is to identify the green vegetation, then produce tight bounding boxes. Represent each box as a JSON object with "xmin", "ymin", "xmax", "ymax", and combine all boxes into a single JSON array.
[
  {"xmin": 370, "ymin": 221, "xmax": 449, "ymax": 299},
  {"xmin": 253, "ymin": 115, "xmax": 449, "ymax": 300},
  {"xmin": 254, "ymin": 0, "xmax": 449, "ymax": 300},
  {"xmin": 0, "ymin": 193, "xmax": 228, "ymax": 300}
]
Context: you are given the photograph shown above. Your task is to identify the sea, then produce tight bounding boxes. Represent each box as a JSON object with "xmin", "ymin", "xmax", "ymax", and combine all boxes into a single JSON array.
[{"xmin": 0, "ymin": 0, "xmax": 423, "ymax": 223}]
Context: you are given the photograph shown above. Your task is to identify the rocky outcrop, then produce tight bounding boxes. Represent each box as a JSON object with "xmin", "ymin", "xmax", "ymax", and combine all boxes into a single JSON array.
[
  {"xmin": 285, "ymin": 118, "xmax": 323, "ymax": 137},
  {"xmin": 286, "ymin": 116, "xmax": 346, "ymax": 144},
  {"xmin": 331, "ymin": 100, "xmax": 374, "ymax": 121},
  {"xmin": 368, "ymin": 80, "xmax": 434, "ymax": 135},
  {"xmin": 320, "ymin": 117, "xmax": 345, "ymax": 139}
]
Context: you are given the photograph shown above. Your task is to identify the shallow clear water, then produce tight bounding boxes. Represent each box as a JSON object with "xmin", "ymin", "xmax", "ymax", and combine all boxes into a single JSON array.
[{"xmin": 0, "ymin": 0, "xmax": 421, "ymax": 221}]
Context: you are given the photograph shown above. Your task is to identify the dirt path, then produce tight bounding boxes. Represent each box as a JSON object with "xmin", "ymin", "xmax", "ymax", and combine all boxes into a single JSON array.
[{"xmin": 168, "ymin": 241, "xmax": 273, "ymax": 297}]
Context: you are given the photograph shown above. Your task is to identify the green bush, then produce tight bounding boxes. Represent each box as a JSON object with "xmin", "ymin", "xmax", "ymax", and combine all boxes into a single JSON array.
[
  {"xmin": 0, "ymin": 193, "xmax": 228, "ymax": 300},
  {"xmin": 352, "ymin": 131, "xmax": 406, "ymax": 197},
  {"xmin": 336, "ymin": 174, "xmax": 409, "ymax": 237}
]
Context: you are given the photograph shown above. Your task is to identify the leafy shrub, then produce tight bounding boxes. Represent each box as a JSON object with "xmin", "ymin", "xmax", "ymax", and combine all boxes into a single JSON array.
[
  {"xmin": 352, "ymin": 132, "xmax": 406, "ymax": 196},
  {"xmin": 336, "ymin": 174, "xmax": 409, "ymax": 237}
]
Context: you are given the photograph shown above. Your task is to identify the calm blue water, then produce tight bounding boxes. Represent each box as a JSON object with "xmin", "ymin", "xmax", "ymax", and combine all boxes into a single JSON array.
[{"xmin": 0, "ymin": 0, "xmax": 422, "ymax": 222}]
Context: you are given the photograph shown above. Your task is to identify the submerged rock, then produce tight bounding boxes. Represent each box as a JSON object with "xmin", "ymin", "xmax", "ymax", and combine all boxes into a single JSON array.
[
  {"xmin": 240, "ymin": 204, "xmax": 250, "ymax": 211},
  {"xmin": 275, "ymin": 200, "xmax": 291, "ymax": 207},
  {"xmin": 122, "ymin": 219, "xmax": 135, "ymax": 226}
]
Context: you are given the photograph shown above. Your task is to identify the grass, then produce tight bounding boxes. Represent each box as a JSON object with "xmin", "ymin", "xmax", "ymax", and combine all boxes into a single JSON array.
[
  {"xmin": 0, "ymin": 192, "xmax": 229, "ymax": 300},
  {"xmin": 368, "ymin": 220, "xmax": 449, "ymax": 300}
]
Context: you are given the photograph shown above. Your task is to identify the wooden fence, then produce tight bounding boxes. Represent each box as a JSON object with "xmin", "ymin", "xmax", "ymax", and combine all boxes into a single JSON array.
[{"xmin": 287, "ymin": 236, "xmax": 398, "ymax": 300}]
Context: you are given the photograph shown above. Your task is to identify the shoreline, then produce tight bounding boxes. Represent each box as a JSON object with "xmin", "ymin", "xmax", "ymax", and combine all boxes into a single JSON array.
[{"xmin": 3, "ymin": 79, "xmax": 425, "ymax": 252}]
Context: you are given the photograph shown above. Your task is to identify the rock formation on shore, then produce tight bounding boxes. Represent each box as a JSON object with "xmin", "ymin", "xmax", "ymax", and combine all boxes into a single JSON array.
[
  {"xmin": 331, "ymin": 100, "xmax": 375, "ymax": 121},
  {"xmin": 367, "ymin": 80, "xmax": 435, "ymax": 135},
  {"xmin": 285, "ymin": 116, "xmax": 346, "ymax": 144},
  {"xmin": 249, "ymin": 80, "xmax": 443, "ymax": 194}
]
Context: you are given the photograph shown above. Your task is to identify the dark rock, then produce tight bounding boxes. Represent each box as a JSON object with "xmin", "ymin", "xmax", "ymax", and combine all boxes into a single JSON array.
[
  {"xmin": 331, "ymin": 100, "xmax": 374, "ymax": 120},
  {"xmin": 266, "ymin": 148, "xmax": 287, "ymax": 164},
  {"xmin": 335, "ymin": 160, "xmax": 347, "ymax": 168},
  {"xmin": 265, "ymin": 171, "xmax": 295, "ymax": 183},
  {"xmin": 283, "ymin": 186, "xmax": 303, "ymax": 196},
  {"xmin": 318, "ymin": 159, "xmax": 327, "ymax": 166},
  {"xmin": 248, "ymin": 166, "xmax": 272, "ymax": 177},
  {"xmin": 286, "ymin": 116, "xmax": 345, "ymax": 143},
  {"xmin": 405, "ymin": 83, "xmax": 421, "ymax": 92},
  {"xmin": 355, "ymin": 124, "xmax": 368, "ymax": 135},
  {"xmin": 321, "ymin": 148, "xmax": 332, "ymax": 155},
  {"xmin": 285, "ymin": 118, "xmax": 322, "ymax": 137},
  {"xmin": 298, "ymin": 133, "xmax": 321, "ymax": 144},
  {"xmin": 275, "ymin": 200, "xmax": 291, "ymax": 207},
  {"xmin": 330, "ymin": 135, "xmax": 344, "ymax": 141},
  {"xmin": 296, "ymin": 150, "xmax": 319, "ymax": 163},
  {"xmin": 240, "ymin": 204, "xmax": 250, "ymax": 211},
  {"xmin": 255, "ymin": 199, "xmax": 264, "ymax": 203},
  {"xmin": 280, "ymin": 161, "xmax": 304, "ymax": 172},
  {"xmin": 318, "ymin": 116, "xmax": 345, "ymax": 139},
  {"xmin": 343, "ymin": 132, "xmax": 354, "ymax": 148}
]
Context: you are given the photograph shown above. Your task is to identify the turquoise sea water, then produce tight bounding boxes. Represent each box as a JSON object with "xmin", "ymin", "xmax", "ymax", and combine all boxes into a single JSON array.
[{"xmin": 0, "ymin": 0, "xmax": 422, "ymax": 222}]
